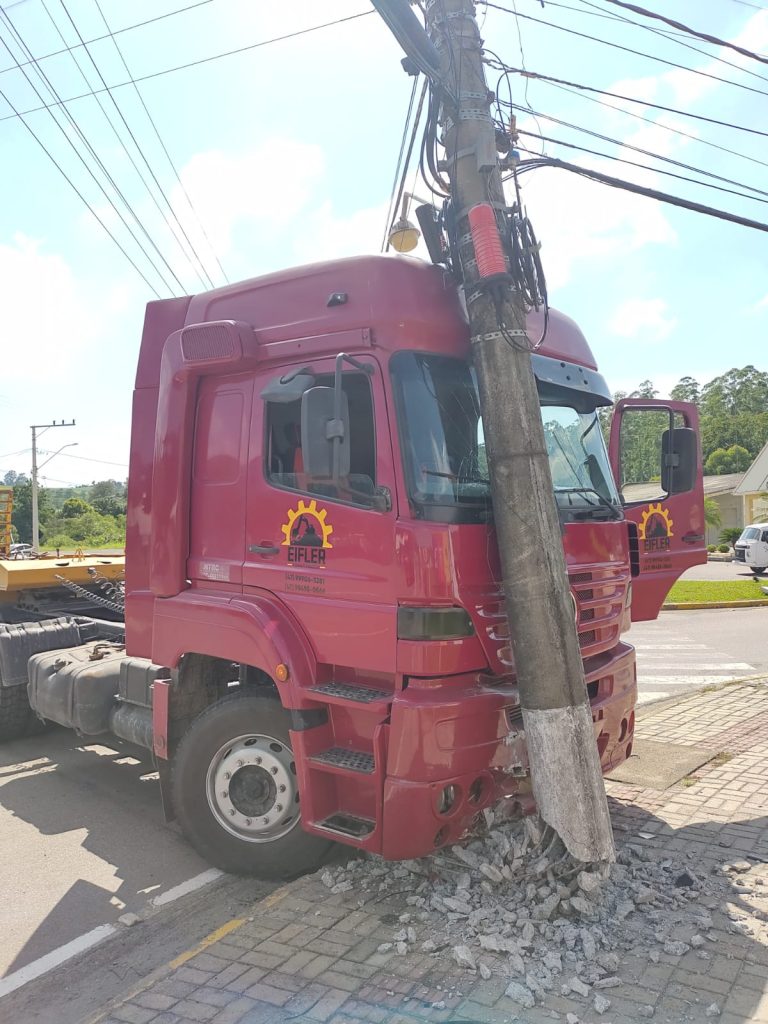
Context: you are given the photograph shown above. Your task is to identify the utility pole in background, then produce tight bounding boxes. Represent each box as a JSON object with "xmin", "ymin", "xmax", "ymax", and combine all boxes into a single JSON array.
[
  {"xmin": 31, "ymin": 420, "xmax": 76, "ymax": 551},
  {"xmin": 374, "ymin": 0, "xmax": 614, "ymax": 864}
]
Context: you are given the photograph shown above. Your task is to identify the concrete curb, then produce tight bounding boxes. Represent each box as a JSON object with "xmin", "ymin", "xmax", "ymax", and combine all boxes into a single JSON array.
[{"xmin": 663, "ymin": 599, "xmax": 768, "ymax": 610}]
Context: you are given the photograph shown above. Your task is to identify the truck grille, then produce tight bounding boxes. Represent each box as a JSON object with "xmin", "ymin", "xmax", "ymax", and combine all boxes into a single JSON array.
[{"xmin": 472, "ymin": 563, "xmax": 629, "ymax": 672}]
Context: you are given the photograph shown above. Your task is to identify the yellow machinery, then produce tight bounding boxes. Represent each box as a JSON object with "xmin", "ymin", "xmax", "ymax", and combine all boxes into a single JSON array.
[
  {"xmin": 0, "ymin": 553, "xmax": 125, "ymax": 592},
  {"xmin": 0, "ymin": 488, "xmax": 11, "ymax": 557}
]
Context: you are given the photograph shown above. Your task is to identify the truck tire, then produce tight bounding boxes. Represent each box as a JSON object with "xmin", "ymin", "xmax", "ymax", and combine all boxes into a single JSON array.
[
  {"xmin": 172, "ymin": 692, "xmax": 336, "ymax": 878},
  {"xmin": 0, "ymin": 685, "xmax": 31, "ymax": 742}
]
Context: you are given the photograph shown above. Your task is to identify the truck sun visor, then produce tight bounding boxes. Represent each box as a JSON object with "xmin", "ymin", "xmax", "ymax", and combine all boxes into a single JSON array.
[{"xmin": 531, "ymin": 354, "xmax": 613, "ymax": 409}]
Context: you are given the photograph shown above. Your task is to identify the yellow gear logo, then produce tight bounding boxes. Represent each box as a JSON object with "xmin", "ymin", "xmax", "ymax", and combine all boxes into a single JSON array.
[
  {"xmin": 281, "ymin": 499, "xmax": 333, "ymax": 550},
  {"xmin": 638, "ymin": 502, "xmax": 674, "ymax": 541}
]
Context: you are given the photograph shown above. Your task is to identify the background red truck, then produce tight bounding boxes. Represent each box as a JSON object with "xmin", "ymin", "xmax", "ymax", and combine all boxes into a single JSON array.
[{"xmin": 0, "ymin": 255, "xmax": 705, "ymax": 877}]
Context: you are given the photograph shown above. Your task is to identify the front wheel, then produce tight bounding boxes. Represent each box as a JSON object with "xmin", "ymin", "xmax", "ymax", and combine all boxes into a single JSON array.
[{"xmin": 172, "ymin": 692, "xmax": 335, "ymax": 877}]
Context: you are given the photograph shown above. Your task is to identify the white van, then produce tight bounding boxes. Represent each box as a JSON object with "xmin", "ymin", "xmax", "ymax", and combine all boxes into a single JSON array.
[{"xmin": 735, "ymin": 523, "xmax": 768, "ymax": 574}]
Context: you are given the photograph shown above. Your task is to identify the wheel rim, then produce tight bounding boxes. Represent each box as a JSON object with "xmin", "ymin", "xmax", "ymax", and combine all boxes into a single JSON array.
[{"xmin": 205, "ymin": 733, "xmax": 299, "ymax": 843}]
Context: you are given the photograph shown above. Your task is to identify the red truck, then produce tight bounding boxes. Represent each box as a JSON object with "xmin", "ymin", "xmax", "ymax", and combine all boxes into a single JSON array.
[{"xmin": 0, "ymin": 256, "xmax": 705, "ymax": 877}]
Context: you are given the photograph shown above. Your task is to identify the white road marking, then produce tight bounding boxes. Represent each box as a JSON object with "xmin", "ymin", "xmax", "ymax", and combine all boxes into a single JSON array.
[
  {"xmin": 150, "ymin": 868, "xmax": 223, "ymax": 908},
  {"xmin": 0, "ymin": 869, "xmax": 224, "ymax": 999},
  {"xmin": 0, "ymin": 925, "xmax": 116, "ymax": 999},
  {"xmin": 632, "ymin": 623, "xmax": 758, "ymax": 705}
]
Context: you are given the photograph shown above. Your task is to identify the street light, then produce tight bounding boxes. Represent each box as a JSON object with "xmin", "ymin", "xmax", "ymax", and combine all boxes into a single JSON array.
[
  {"xmin": 31, "ymin": 439, "xmax": 77, "ymax": 552},
  {"xmin": 388, "ymin": 192, "xmax": 435, "ymax": 252}
]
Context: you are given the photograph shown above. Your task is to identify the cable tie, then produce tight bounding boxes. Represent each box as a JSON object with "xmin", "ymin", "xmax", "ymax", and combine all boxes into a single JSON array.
[
  {"xmin": 471, "ymin": 329, "xmax": 529, "ymax": 344},
  {"xmin": 459, "ymin": 108, "xmax": 493, "ymax": 122}
]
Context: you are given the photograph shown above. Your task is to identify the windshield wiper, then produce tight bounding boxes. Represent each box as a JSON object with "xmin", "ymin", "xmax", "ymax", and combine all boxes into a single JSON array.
[{"xmin": 555, "ymin": 487, "xmax": 622, "ymax": 519}]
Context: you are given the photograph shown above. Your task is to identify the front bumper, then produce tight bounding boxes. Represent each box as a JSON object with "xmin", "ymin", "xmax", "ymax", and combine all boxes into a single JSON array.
[{"xmin": 379, "ymin": 641, "xmax": 636, "ymax": 859}]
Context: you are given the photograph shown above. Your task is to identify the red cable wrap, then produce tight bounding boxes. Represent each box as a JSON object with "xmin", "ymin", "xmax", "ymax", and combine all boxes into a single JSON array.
[{"xmin": 468, "ymin": 203, "xmax": 507, "ymax": 278}]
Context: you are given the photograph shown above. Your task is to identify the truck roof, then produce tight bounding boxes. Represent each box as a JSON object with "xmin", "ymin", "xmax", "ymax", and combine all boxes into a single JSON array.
[{"xmin": 136, "ymin": 255, "xmax": 598, "ymax": 389}]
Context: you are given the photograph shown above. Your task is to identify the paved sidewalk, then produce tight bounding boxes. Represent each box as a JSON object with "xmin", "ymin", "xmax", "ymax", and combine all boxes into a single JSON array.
[{"xmin": 92, "ymin": 681, "xmax": 768, "ymax": 1024}]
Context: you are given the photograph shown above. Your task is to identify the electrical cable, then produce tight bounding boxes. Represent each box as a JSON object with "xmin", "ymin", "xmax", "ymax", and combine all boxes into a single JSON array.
[
  {"xmin": 38, "ymin": 0, "xmax": 213, "ymax": 292},
  {"xmin": 382, "ymin": 74, "xmax": 420, "ymax": 251},
  {"xmin": 569, "ymin": 0, "xmax": 768, "ymax": 88},
  {"xmin": 0, "ymin": 0, "xmax": 213, "ymax": 79},
  {"xmin": 0, "ymin": 80, "xmax": 161, "ymax": 296},
  {"xmin": 546, "ymin": 80, "xmax": 768, "ymax": 174},
  {"xmin": 510, "ymin": 157, "xmax": 768, "ymax": 234},
  {"xmin": 484, "ymin": 63, "xmax": 768, "ymax": 141},
  {"xmin": 498, "ymin": 99, "xmax": 768, "ymax": 200},
  {"xmin": 387, "ymin": 77, "xmax": 430, "ymax": 249},
  {"xmin": 0, "ymin": 11, "xmax": 182, "ymax": 294},
  {"xmin": 0, "ymin": 11, "xmax": 377, "ymax": 125},
  {"xmin": 597, "ymin": 0, "xmax": 768, "ymax": 68},
  {"xmin": 56, "ymin": 0, "xmax": 217, "ymax": 291},
  {"xmin": 92, "ymin": 0, "xmax": 229, "ymax": 286},
  {"xmin": 515, "ymin": 130, "xmax": 768, "ymax": 206},
  {"xmin": 482, "ymin": 2, "xmax": 768, "ymax": 99}
]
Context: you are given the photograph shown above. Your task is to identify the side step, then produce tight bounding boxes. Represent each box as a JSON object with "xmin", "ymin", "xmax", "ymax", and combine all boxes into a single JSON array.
[
  {"xmin": 315, "ymin": 813, "xmax": 375, "ymax": 839},
  {"xmin": 309, "ymin": 682, "xmax": 391, "ymax": 706},
  {"xmin": 310, "ymin": 747, "xmax": 375, "ymax": 774}
]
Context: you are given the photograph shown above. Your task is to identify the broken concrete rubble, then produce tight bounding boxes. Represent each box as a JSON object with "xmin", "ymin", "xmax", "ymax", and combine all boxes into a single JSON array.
[{"xmin": 312, "ymin": 807, "xmax": 766, "ymax": 1018}]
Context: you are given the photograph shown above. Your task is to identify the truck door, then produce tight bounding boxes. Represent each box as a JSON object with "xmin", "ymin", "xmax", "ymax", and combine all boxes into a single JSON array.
[
  {"xmin": 608, "ymin": 398, "xmax": 706, "ymax": 621},
  {"xmin": 243, "ymin": 355, "xmax": 399, "ymax": 674},
  {"xmin": 187, "ymin": 374, "xmax": 253, "ymax": 589}
]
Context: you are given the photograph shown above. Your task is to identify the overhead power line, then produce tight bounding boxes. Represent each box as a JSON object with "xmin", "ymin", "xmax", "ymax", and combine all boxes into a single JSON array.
[
  {"xmin": 544, "ymin": 79, "xmax": 768, "ymax": 175},
  {"xmin": 0, "ymin": 80, "xmax": 161, "ymax": 296},
  {"xmin": 54, "ymin": 0, "xmax": 217, "ymax": 291},
  {"xmin": 0, "ymin": 8, "xmax": 182, "ymax": 294},
  {"xmin": 528, "ymin": 0, "xmax": 768, "ymax": 88},
  {"xmin": 598, "ymin": 0, "xmax": 768, "ymax": 68},
  {"xmin": 93, "ymin": 0, "xmax": 229, "ymax": 285},
  {"xmin": 0, "ymin": 1, "xmax": 214, "ymax": 79},
  {"xmin": 500, "ymin": 100, "xmax": 768, "ymax": 200},
  {"xmin": 487, "ymin": 63, "xmax": 768, "ymax": 140},
  {"xmin": 0, "ymin": 12, "xmax": 376, "ymax": 125},
  {"xmin": 513, "ymin": 158, "xmax": 768, "ymax": 234},
  {"xmin": 515, "ymin": 129, "xmax": 768, "ymax": 206},
  {"xmin": 483, "ymin": 2, "xmax": 768, "ymax": 98}
]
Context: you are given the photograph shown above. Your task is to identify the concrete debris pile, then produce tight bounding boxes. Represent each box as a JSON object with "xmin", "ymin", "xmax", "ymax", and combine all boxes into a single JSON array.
[{"xmin": 318, "ymin": 815, "xmax": 768, "ymax": 1019}]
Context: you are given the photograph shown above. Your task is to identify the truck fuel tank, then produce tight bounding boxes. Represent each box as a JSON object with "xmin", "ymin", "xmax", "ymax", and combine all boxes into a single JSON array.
[{"xmin": 27, "ymin": 642, "xmax": 125, "ymax": 735}]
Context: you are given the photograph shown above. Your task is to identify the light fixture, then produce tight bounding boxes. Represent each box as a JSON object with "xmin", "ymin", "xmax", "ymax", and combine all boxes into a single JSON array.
[{"xmin": 388, "ymin": 192, "xmax": 434, "ymax": 253}]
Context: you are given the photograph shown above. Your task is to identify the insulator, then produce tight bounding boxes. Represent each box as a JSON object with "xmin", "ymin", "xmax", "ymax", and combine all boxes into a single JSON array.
[{"xmin": 468, "ymin": 203, "xmax": 507, "ymax": 278}]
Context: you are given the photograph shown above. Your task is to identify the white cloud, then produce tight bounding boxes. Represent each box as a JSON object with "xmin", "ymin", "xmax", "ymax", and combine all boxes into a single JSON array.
[
  {"xmin": 0, "ymin": 234, "xmax": 101, "ymax": 376},
  {"xmin": 515, "ymin": 157, "xmax": 676, "ymax": 292},
  {"xmin": 749, "ymin": 294, "xmax": 768, "ymax": 313},
  {"xmin": 608, "ymin": 298, "xmax": 677, "ymax": 342}
]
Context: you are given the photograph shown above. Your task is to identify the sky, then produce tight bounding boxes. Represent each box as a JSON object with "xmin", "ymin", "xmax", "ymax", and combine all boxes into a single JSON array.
[{"xmin": 0, "ymin": 0, "xmax": 766, "ymax": 486}]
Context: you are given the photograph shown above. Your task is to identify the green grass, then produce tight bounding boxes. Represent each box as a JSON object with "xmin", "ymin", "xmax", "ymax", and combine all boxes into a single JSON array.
[{"xmin": 665, "ymin": 579, "xmax": 768, "ymax": 605}]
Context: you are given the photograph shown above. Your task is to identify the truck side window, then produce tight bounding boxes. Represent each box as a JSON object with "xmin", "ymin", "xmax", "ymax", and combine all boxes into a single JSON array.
[{"xmin": 265, "ymin": 372, "xmax": 376, "ymax": 503}]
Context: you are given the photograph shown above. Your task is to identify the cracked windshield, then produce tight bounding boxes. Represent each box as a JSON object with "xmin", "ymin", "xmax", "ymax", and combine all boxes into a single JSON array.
[{"xmin": 393, "ymin": 352, "xmax": 620, "ymax": 519}]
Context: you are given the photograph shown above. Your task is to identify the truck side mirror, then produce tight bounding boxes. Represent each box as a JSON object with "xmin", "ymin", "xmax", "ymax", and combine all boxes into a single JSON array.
[
  {"xmin": 300, "ymin": 386, "xmax": 350, "ymax": 479},
  {"xmin": 661, "ymin": 427, "xmax": 697, "ymax": 494}
]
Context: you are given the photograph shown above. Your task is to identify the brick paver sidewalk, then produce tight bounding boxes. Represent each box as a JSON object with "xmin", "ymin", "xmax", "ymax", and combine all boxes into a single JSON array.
[{"xmin": 93, "ymin": 681, "xmax": 768, "ymax": 1024}]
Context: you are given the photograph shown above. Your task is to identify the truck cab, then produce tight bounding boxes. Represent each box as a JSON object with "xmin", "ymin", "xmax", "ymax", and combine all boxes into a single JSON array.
[{"xmin": 0, "ymin": 256, "xmax": 706, "ymax": 877}]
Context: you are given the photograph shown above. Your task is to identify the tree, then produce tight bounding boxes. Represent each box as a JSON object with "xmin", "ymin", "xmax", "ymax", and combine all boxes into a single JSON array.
[
  {"xmin": 92, "ymin": 495, "xmax": 127, "ymax": 517},
  {"xmin": 632, "ymin": 380, "xmax": 658, "ymax": 399},
  {"xmin": 701, "ymin": 366, "xmax": 768, "ymax": 418},
  {"xmin": 704, "ymin": 444, "xmax": 752, "ymax": 475},
  {"xmin": 11, "ymin": 479, "xmax": 52, "ymax": 544},
  {"xmin": 670, "ymin": 376, "xmax": 700, "ymax": 405},
  {"xmin": 704, "ymin": 497, "xmax": 721, "ymax": 529},
  {"xmin": 61, "ymin": 497, "xmax": 94, "ymax": 518}
]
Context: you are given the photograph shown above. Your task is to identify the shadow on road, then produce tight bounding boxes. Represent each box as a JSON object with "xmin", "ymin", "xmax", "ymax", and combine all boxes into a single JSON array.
[{"xmin": 0, "ymin": 727, "xmax": 204, "ymax": 977}]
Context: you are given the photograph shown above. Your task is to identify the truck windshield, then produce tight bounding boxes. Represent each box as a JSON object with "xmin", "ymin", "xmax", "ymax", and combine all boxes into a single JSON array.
[{"xmin": 391, "ymin": 351, "xmax": 621, "ymax": 523}]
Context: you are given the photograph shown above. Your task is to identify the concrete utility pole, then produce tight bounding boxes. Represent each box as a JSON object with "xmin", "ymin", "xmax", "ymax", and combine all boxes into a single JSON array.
[
  {"xmin": 30, "ymin": 420, "xmax": 76, "ymax": 551},
  {"xmin": 375, "ymin": 0, "xmax": 614, "ymax": 864}
]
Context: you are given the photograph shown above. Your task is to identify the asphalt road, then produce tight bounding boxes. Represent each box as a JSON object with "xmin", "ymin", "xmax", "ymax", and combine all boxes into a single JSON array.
[
  {"xmin": 0, "ymin": 602, "xmax": 765, "ymax": 1019},
  {"xmin": 680, "ymin": 558, "xmax": 764, "ymax": 582}
]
